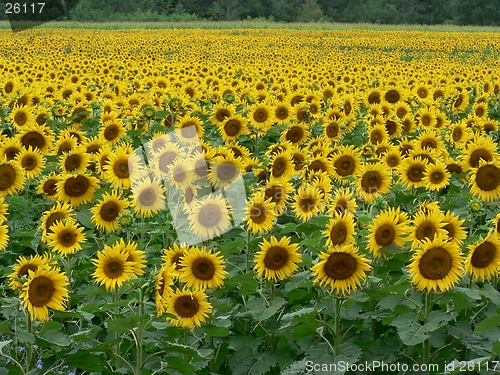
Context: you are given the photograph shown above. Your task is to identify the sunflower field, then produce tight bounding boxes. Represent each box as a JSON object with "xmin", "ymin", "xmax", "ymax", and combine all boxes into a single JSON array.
[{"xmin": 1, "ymin": 26, "xmax": 500, "ymax": 375}]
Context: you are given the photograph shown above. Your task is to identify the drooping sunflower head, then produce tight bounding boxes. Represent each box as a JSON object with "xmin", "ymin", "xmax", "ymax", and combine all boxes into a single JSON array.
[{"xmin": 311, "ymin": 244, "xmax": 371, "ymax": 296}]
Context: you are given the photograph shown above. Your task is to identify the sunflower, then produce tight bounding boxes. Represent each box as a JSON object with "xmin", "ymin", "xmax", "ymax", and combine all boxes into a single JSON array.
[
  {"xmin": 410, "ymin": 211, "xmax": 446, "ymax": 249},
  {"xmin": 383, "ymin": 87, "xmax": 403, "ymax": 104},
  {"xmin": 452, "ymin": 90, "xmax": 469, "ymax": 113},
  {"xmin": 367, "ymin": 208, "xmax": 409, "ymax": 258},
  {"xmin": 397, "ymin": 157, "xmax": 428, "ymax": 189},
  {"xmin": 0, "ymin": 223, "xmax": 8, "ymax": 251},
  {"xmin": 162, "ymin": 242, "xmax": 190, "ymax": 278},
  {"xmin": 218, "ymin": 115, "xmax": 249, "ymax": 142},
  {"xmin": 8, "ymin": 254, "xmax": 53, "ymax": 290},
  {"xmin": 46, "ymin": 218, "xmax": 86, "ymax": 256},
  {"xmin": 37, "ymin": 172, "xmax": 59, "ymax": 199},
  {"xmin": 131, "ymin": 177, "xmax": 165, "ymax": 217},
  {"xmin": 188, "ymin": 194, "xmax": 231, "ymax": 240},
  {"xmin": 423, "ymin": 161, "xmax": 451, "ymax": 191},
  {"xmin": 151, "ymin": 143, "xmax": 184, "ymax": 179},
  {"xmin": 121, "ymin": 239, "xmax": 147, "ymax": 277},
  {"xmin": 167, "ymin": 158, "xmax": 194, "ymax": 190},
  {"xmin": 261, "ymin": 178, "xmax": 293, "ymax": 215},
  {"xmin": 90, "ymin": 191, "xmax": 128, "ymax": 232},
  {"xmin": 282, "ymin": 123, "xmax": 310, "ymax": 145},
  {"xmin": 355, "ymin": 162, "xmax": 391, "ymax": 203},
  {"xmin": 381, "ymin": 148, "xmax": 403, "ymax": 170},
  {"xmin": 176, "ymin": 115, "xmax": 204, "ymax": 144},
  {"xmin": 469, "ymin": 160, "xmax": 500, "ymax": 202},
  {"xmin": 9, "ymin": 105, "xmax": 32, "ymax": 130},
  {"xmin": 166, "ymin": 288, "xmax": 212, "ymax": 329},
  {"xmin": 442, "ymin": 211, "xmax": 467, "ymax": 246},
  {"xmin": 329, "ymin": 188, "xmax": 357, "ymax": 217},
  {"xmin": 254, "ymin": 235, "xmax": 302, "ymax": 282},
  {"xmin": 273, "ymin": 101, "xmax": 293, "ymax": 125},
  {"xmin": 0, "ymin": 157, "xmax": 26, "ymax": 197},
  {"xmin": 210, "ymin": 103, "xmax": 235, "ymax": 126},
  {"xmin": 311, "ymin": 244, "xmax": 371, "ymax": 296},
  {"xmin": 99, "ymin": 119, "xmax": 126, "ymax": 146},
  {"xmin": 20, "ymin": 266, "xmax": 69, "ymax": 322},
  {"xmin": 249, "ymin": 103, "xmax": 274, "ymax": 131},
  {"xmin": 465, "ymin": 233, "xmax": 500, "ymax": 282},
  {"xmin": 209, "ymin": 154, "xmax": 244, "ymax": 190},
  {"xmin": 329, "ymin": 145, "xmax": 362, "ymax": 185},
  {"xmin": 56, "ymin": 172, "xmax": 99, "ymax": 207},
  {"xmin": 461, "ymin": 136, "xmax": 497, "ymax": 171},
  {"xmin": 17, "ymin": 125, "xmax": 53, "ymax": 155},
  {"xmin": 104, "ymin": 145, "xmax": 133, "ymax": 189},
  {"xmin": 155, "ymin": 263, "xmax": 176, "ymax": 316},
  {"xmin": 14, "ymin": 146, "xmax": 45, "ymax": 180},
  {"xmin": 293, "ymin": 184, "xmax": 323, "ymax": 222},
  {"xmin": 323, "ymin": 211, "xmax": 356, "ymax": 247},
  {"xmin": 0, "ymin": 138, "xmax": 23, "ymax": 161},
  {"xmin": 408, "ymin": 236, "xmax": 464, "ymax": 293},
  {"xmin": 244, "ymin": 195, "xmax": 276, "ymax": 234},
  {"xmin": 60, "ymin": 148, "xmax": 91, "ymax": 174},
  {"xmin": 491, "ymin": 212, "xmax": 500, "ymax": 238},
  {"xmin": 0, "ymin": 196, "xmax": 8, "ymax": 222},
  {"xmin": 179, "ymin": 246, "xmax": 227, "ymax": 291},
  {"xmin": 91, "ymin": 241, "xmax": 136, "ymax": 291}
]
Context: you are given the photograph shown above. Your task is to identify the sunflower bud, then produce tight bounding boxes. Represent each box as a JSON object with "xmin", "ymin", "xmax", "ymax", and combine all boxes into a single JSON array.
[{"xmin": 118, "ymin": 209, "xmax": 135, "ymax": 228}]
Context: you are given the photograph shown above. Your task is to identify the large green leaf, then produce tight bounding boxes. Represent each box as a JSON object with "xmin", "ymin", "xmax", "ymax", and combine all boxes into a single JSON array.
[
  {"xmin": 106, "ymin": 314, "xmax": 149, "ymax": 333},
  {"xmin": 475, "ymin": 315, "xmax": 500, "ymax": 333}
]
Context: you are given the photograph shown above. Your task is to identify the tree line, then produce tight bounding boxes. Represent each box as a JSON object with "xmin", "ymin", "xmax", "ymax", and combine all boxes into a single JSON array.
[{"xmin": 0, "ymin": 0, "xmax": 499, "ymax": 26}]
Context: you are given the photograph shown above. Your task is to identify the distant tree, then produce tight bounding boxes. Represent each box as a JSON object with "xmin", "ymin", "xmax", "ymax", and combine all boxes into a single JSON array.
[{"xmin": 297, "ymin": 0, "xmax": 325, "ymax": 21}]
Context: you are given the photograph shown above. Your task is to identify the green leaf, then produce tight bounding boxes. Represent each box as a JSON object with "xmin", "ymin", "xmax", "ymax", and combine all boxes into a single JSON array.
[
  {"xmin": 292, "ymin": 319, "xmax": 319, "ymax": 341},
  {"xmin": 228, "ymin": 346, "xmax": 255, "ymax": 375},
  {"xmin": 0, "ymin": 340, "xmax": 11, "ymax": 351},
  {"xmin": 493, "ymin": 340, "xmax": 500, "ymax": 355},
  {"xmin": 277, "ymin": 222, "xmax": 297, "ymax": 234},
  {"xmin": 475, "ymin": 315, "xmax": 500, "ymax": 333},
  {"xmin": 39, "ymin": 330, "xmax": 71, "ymax": 347},
  {"xmin": 480, "ymin": 283, "xmax": 500, "ymax": 306},
  {"xmin": 17, "ymin": 330, "xmax": 35, "ymax": 344},
  {"xmin": 164, "ymin": 356, "xmax": 196, "ymax": 375},
  {"xmin": 391, "ymin": 313, "xmax": 430, "ymax": 346},
  {"xmin": 106, "ymin": 314, "xmax": 149, "ymax": 333},
  {"xmin": 0, "ymin": 321, "xmax": 11, "ymax": 334},
  {"xmin": 203, "ymin": 325, "xmax": 231, "ymax": 337},
  {"xmin": 248, "ymin": 297, "xmax": 286, "ymax": 322},
  {"xmin": 63, "ymin": 351, "xmax": 107, "ymax": 372},
  {"xmin": 427, "ymin": 310, "xmax": 453, "ymax": 331}
]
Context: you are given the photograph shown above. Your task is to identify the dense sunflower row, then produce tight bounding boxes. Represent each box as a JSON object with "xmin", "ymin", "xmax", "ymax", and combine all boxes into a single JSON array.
[{"xmin": 1, "ymin": 28, "xmax": 500, "ymax": 331}]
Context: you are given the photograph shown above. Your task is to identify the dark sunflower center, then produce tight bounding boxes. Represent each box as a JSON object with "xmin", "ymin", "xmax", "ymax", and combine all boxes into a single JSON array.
[
  {"xmin": 250, "ymin": 204, "xmax": 267, "ymax": 224},
  {"xmin": 216, "ymin": 109, "xmax": 230, "ymax": 122},
  {"xmin": 324, "ymin": 252, "xmax": 357, "ymax": 280},
  {"xmin": 308, "ymin": 160, "xmax": 326, "ymax": 173},
  {"xmin": 174, "ymin": 295, "xmax": 198, "ymax": 318},
  {"xmin": 104, "ymin": 260, "xmax": 124, "ymax": 279},
  {"xmin": 300, "ymin": 197, "xmax": 316, "ymax": 213},
  {"xmin": 224, "ymin": 119, "xmax": 241, "ymax": 136},
  {"xmin": 195, "ymin": 157, "xmax": 209, "ymax": 177},
  {"xmin": 171, "ymin": 253, "xmax": 183, "ymax": 271},
  {"xmin": 385, "ymin": 89, "xmax": 400, "ymax": 103},
  {"xmin": 254, "ymin": 109, "xmax": 268, "ymax": 122},
  {"xmin": 43, "ymin": 179, "xmax": 58, "ymax": 196},
  {"xmin": 265, "ymin": 186, "xmax": 284, "ymax": 204},
  {"xmin": 173, "ymin": 168, "xmax": 186, "ymax": 183},
  {"xmin": 368, "ymin": 92, "xmax": 380, "ymax": 104},
  {"xmin": 452, "ymin": 128, "xmax": 462, "ymax": 142},
  {"xmin": 57, "ymin": 142, "xmax": 73, "ymax": 155},
  {"xmin": 470, "ymin": 149, "xmax": 492, "ymax": 168},
  {"xmin": 326, "ymin": 122, "xmax": 339, "ymax": 138},
  {"xmin": 28, "ymin": 276, "xmax": 54, "ymax": 307},
  {"xmin": 292, "ymin": 154, "xmax": 305, "ymax": 170},
  {"xmin": 454, "ymin": 95, "xmax": 463, "ymax": 108},
  {"xmin": 65, "ymin": 154, "xmax": 82, "ymax": 172},
  {"xmin": 334, "ymin": 199, "xmax": 349, "ymax": 215},
  {"xmin": 0, "ymin": 164, "xmax": 16, "ymax": 191},
  {"xmin": 475, "ymin": 165, "xmax": 500, "ymax": 192},
  {"xmin": 286, "ymin": 126, "xmax": 304, "ymax": 143},
  {"xmin": 443, "ymin": 223, "xmax": 455, "ymax": 239},
  {"xmin": 407, "ymin": 164, "xmax": 425, "ymax": 182},
  {"xmin": 334, "ymin": 156, "xmax": 355, "ymax": 176},
  {"xmin": 100, "ymin": 201, "xmax": 120, "ymax": 221},
  {"xmin": 4, "ymin": 147, "xmax": 20, "ymax": 160},
  {"xmin": 361, "ymin": 171, "xmax": 381, "ymax": 193},
  {"xmin": 113, "ymin": 159, "xmax": 130, "ymax": 179},
  {"xmin": 18, "ymin": 264, "xmax": 37, "ymax": 278},
  {"xmin": 192, "ymin": 257, "xmax": 216, "ymax": 280},
  {"xmin": 263, "ymin": 246, "xmax": 289, "ymax": 270},
  {"xmin": 329, "ymin": 223, "xmax": 347, "ymax": 245},
  {"xmin": 64, "ymin": 175, "xmax": 90, "ymax": 197},
  {"xmin": 181, "ymin": 125, "xmax": 198, "ymax": 139},
  {"xmin": 272, "ymin": 157, "xmax": 287, "ymax": 177},
  {"xmin": 276, "ymin": 106, "xmax": 288, "ymax": 120},
  {"xmin": 104, "ymin": 125, "xmax": 119, "ymax": 141},
  {"xmin": 158, "ymin": 152, "xmax": 177, "ymax": 173},
  {"xmin": 139, "ymin": 188, "xmax": 156, "ymax": 206},
  {"xmin": 15, "ymin": 111, "xmax": 27, "ymax": 125},
  {"xmin": 59, "ymin": 230, "xmax": 76, "ymax": 246},
  {"xmin": 22, "ymin": 156, "xmax": 37, "ymax": 170},
  {"xmin": 198, "ymin": 204, "xmax": 222, "ymax": 227},
  {"xmin": 416, "ymin": 222, "xmax": 436, "ymax": 241},
  {"xmin": 375, "ymin": 224, "xmax": 395, "ymax": 246},
  {"xmin": 471, "ymin": 241, "xmax": 496, "ymax": 268},
  {"xmin": 430, "ymin": 171, "xmax": 445, "ymax": 184},
  {"xmin": 217, "ymin": 163, "xmax": 237, "ymax": 181},
  {"xmin": 418, "ymin": 247, "xmax": 452, "ymax": 280},
  {"xmin": 21, "ymin": 132, "xmax": 45, "ymax": 150}
]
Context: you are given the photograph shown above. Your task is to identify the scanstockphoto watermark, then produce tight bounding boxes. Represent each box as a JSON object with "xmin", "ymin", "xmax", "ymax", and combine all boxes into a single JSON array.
[
  {"xmin": 129, "ymin": 125, "xmax": 248, "ymax": 246},
  {"xmin": 1, "ymin": 0, "xmax": 79, "ymax": 31},
  {"xmin": 305, "ymin": 360, "xmax": 440, "ymax": 373}
]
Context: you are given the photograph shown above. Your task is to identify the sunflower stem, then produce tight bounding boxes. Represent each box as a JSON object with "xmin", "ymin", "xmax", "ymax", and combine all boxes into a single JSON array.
[
  {"xmin": 246, "ymin": 230, "xmax": 251, "ymax": 273},
  {"xmin": 113, "ymin": 287, "xmax": 122, "ymax": 370},
  {"xmin": 422, "ymin": 290, "xmax": 432, "ymax": 365},
  {"xmin": 64, "ymin": 255, "xmax": 73, "ymax": 311},
  {"xmin": 25, "ymin": 313, "xmax": 32, "ymax": 372},
  {"xmin": 135, "ymin": 285, "xmax": 145, "ymax": 375},
  {"xmin": 334, "ymin": 295, "xmax": 342, "ymax": 358}
]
